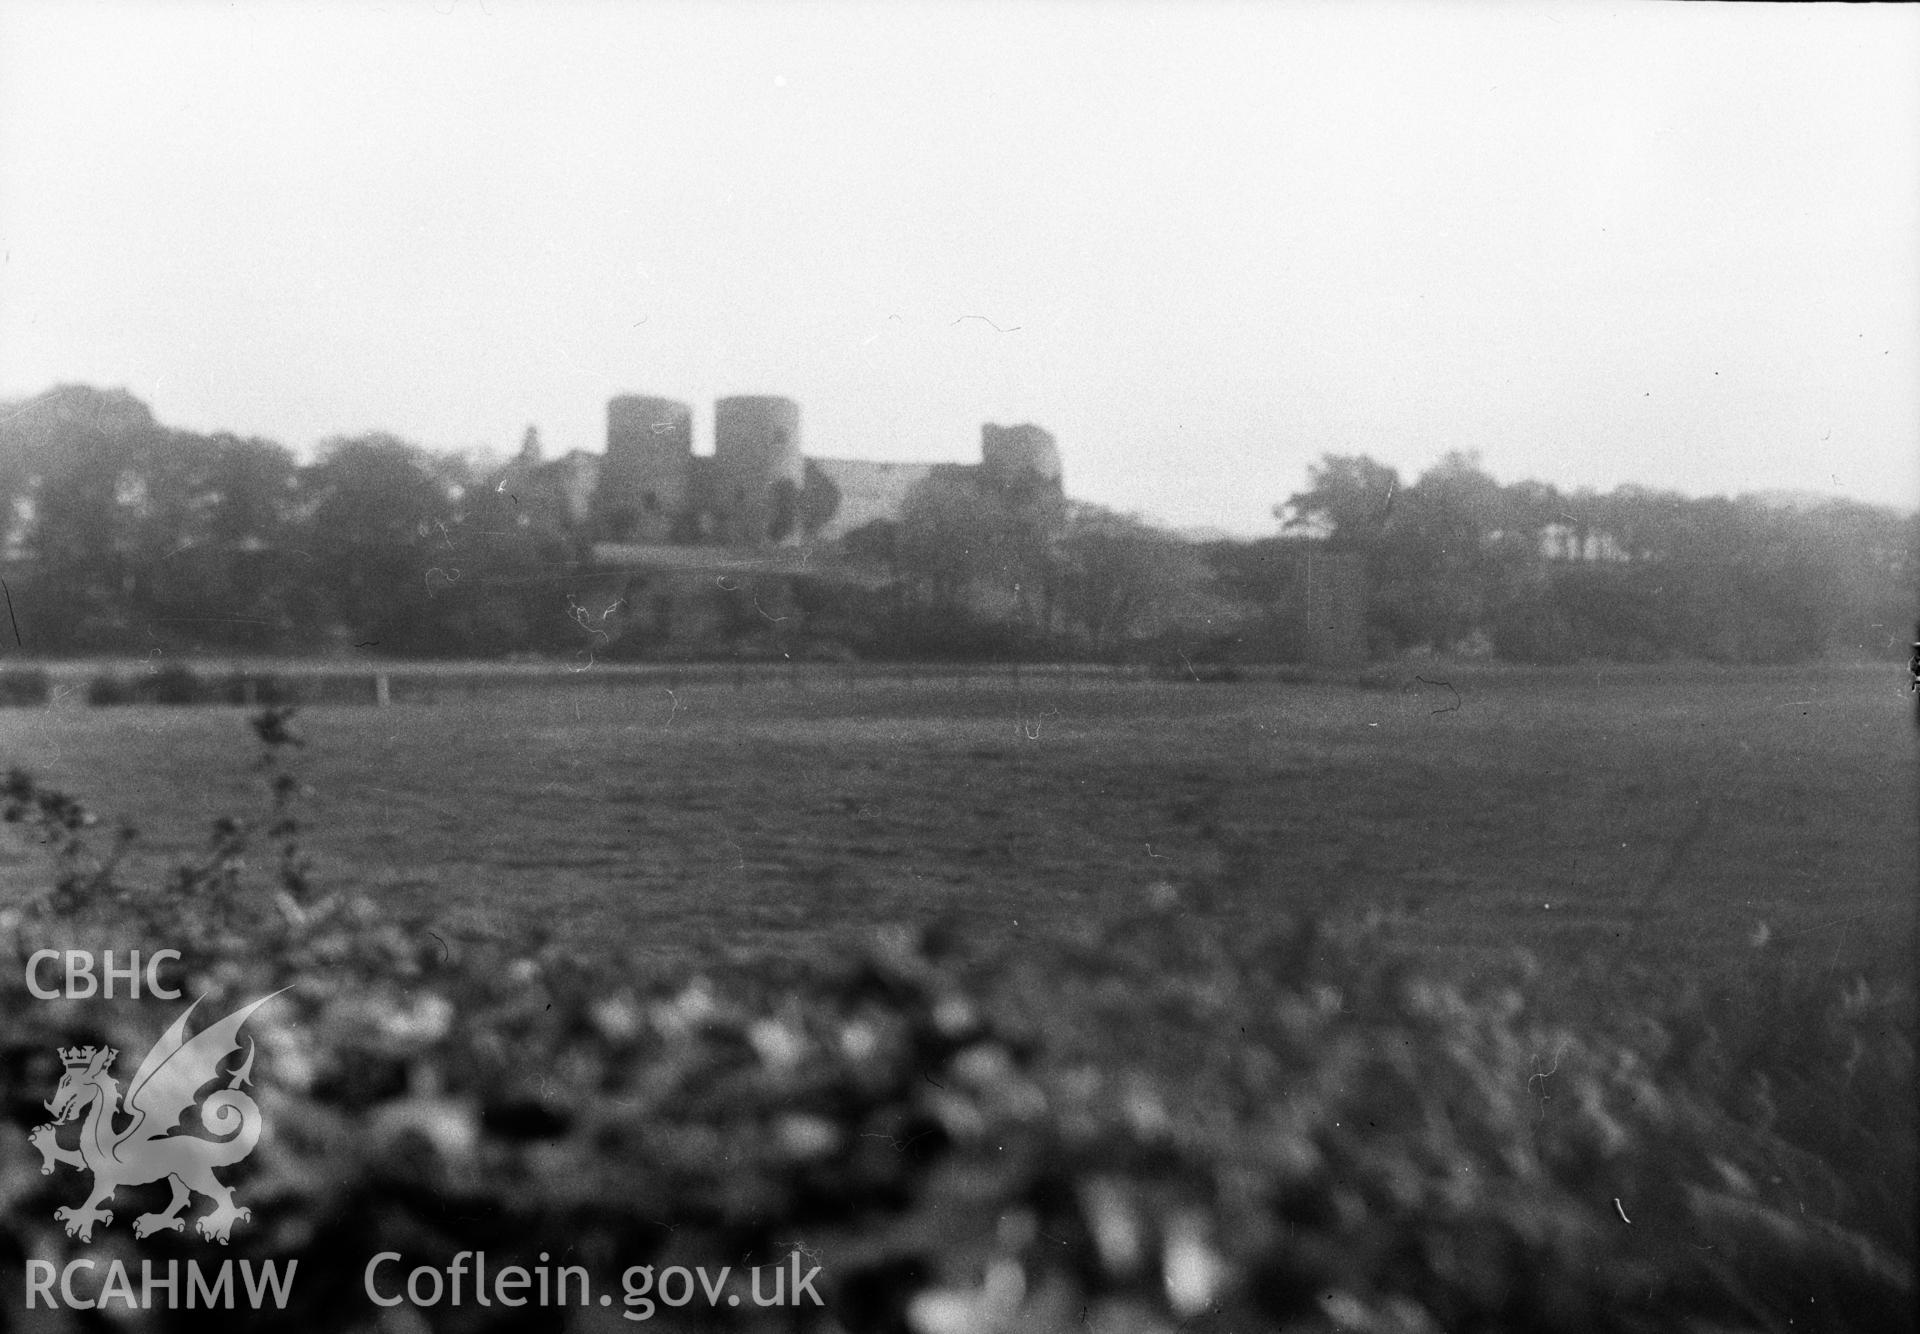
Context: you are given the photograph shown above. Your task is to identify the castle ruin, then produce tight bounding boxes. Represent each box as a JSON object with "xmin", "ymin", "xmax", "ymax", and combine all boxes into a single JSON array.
[
  {"xmin": 504, "ymin": 393, "xmax": 1063, "ymax": 554},
  {"xmin": 493, "ymin": 394, "xmax": 1066, "ymax": 653}
]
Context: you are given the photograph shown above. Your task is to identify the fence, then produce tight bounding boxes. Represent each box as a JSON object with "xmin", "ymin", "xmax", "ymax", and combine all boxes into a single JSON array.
[{"xmin": 0, "ymin": 657, "xmax": 1377, "ymax": 711}]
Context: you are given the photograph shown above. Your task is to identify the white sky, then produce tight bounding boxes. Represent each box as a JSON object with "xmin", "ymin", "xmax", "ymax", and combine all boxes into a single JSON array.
[{"xmin": 2, "ymin": 1, "xmax": 1915, "ymax": 536}]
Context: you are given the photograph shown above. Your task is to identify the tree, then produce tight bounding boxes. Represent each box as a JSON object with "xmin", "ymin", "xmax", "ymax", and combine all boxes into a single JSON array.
[
  {"xmin": 855, "ymin": 470, "xmax": 1069, "ymax": 656},
  {"xmin": 1279, "ymin": 455, "xmax": 1401, "ymax": 547},
  {"xmin": 1203, "ymin": 536, "xmax": 1319, "ymax": 662},
  {"xmin": 1333, "ymin": 453, "xmax": 1499, "ymax": 652},
  {"xmin": 1403, "ymin": 453, "xmax": 1508, "ymax": 563},
  {"xmin": 133, "ymin": 431, "xmax": 303, "ymax": 651},
  {"xmin": 0, "ymin": 388, "xmax": 319, "ymax": 651},
  {"xmin": 798, "ymin": 461, "xmax": 842, "ymax": 540},
  {"xmin": 1054, "ymin": 506, "xmax": 1213, "ymax": 653},
  {"xmin": 299, "ymin": 435, "xmax": 460, "ymax": 653},
  {"xmin": 893, "ymin": 471, "xmax": 1059, "ymax": 623},
  {"xmin": 1, "ymin": 386, "xmax": 162, "ymax": 649}
]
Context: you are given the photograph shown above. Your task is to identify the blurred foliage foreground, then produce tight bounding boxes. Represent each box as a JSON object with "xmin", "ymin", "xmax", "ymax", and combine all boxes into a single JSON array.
[{"xmin": 0, "ymin": 713, "xmax": 1911, "ymax": 1334}]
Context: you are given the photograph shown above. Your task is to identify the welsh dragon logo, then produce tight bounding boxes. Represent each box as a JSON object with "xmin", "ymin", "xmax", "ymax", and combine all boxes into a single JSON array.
[{"xmin": 29, "ymin": 991, "xmax": 284, "ymax": 1244}]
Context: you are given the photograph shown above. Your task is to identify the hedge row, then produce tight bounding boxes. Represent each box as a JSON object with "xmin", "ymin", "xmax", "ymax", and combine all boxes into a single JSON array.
[
  {"xmin": 83, "ymin": 666, "xmax": 309, "ymax": 707},
  {"xmin": 0, "ymin": 667, "xmax": 368, "ymax": 708},
  {"xmin": 0, "ymin": 669, "xmax": 50, "ymax": 706},
  {"xmin": 0, "ymin": 714, "xmax": 1911, "ymax": 1333}
]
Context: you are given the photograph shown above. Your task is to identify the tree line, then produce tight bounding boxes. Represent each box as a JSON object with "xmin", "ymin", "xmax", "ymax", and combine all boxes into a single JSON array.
[
  {"xmin": 0, "ymin": 385, "xmax": 1909, "ymax": 664},
  {"xmin": 0, "ymin": 387, "xmax": 571, "ymax": 657},
  {"xmin": 1270, "ymin": 451, "xmax": 1915, "ymax": 664}
]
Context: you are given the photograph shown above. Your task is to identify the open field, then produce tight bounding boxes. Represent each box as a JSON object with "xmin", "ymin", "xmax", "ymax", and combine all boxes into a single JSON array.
[
  {"xmin": 2, "ymin": 660, "xmax": 1913, "ymax": 1329},
  {"xmin": 2, "ymin": 661, "xmax": 1910, "ymax": 1003}
]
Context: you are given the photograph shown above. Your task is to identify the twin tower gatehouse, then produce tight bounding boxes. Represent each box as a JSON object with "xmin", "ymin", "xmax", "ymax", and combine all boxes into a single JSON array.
[
  {"xmin": 496, "ymin": 393, "xmax": 1066, "ymax": 655},
  {"xmin": 505, "ymin": 393, "xmax": 1064, "ymax": 553}
]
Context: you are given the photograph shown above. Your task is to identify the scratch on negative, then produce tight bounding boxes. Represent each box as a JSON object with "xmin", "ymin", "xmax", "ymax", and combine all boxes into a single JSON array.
[
  {"xmin": 1527, "ymin": 1044, "xmax": 1566, "ymax": 1122},
  {"xmin": 1, "ymin": 578, "xmax": 20, "ymax": 648},
  {"xmin": 1783, "ymin": 907, "xmax": 1896, "ymax": 937},
  {"xmin": 1413, "ymin": 676, "xmax": 1460, "ymax": 714}
]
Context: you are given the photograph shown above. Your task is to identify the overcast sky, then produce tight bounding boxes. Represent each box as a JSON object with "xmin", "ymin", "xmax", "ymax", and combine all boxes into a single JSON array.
[{"xmin": 2, "ymin": 1, "xmax": 1915, "ymax": 536}]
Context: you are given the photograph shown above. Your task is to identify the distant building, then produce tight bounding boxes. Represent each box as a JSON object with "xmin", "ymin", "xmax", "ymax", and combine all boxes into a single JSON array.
[
  {"xmin": 496, "ymin": 394, "xmax": 1064, "ymax": 554},
  {"xmin": 1538, "ymin": 522, "xmax": 1632, "ymax": 563},
  {"xmin": 490, "ymin": 394, "xmax": 1067, "ymax": 653}
]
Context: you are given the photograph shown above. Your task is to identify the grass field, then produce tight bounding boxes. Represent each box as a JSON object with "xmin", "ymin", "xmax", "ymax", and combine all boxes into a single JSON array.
[
  {"xmin": 2, "ymin": 660, "xmax": 1909, "ymax": 1007},
  {"xmin": 2, "ymin": 660, "xmax": 1913, "ymax": 1330}
]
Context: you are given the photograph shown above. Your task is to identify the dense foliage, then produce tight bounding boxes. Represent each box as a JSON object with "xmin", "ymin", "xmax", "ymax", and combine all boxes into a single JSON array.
[
  {"xmin": 1277, "ymin": 452, "xmax": 1916, "ymax": 665},
  {"xmin": 0, "ymin": 714, "xmax": 1910, "ymax": 1331},
  {"xmin": 0, "ymin": 385, "xmax": 1911, "ymax": 663}
]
